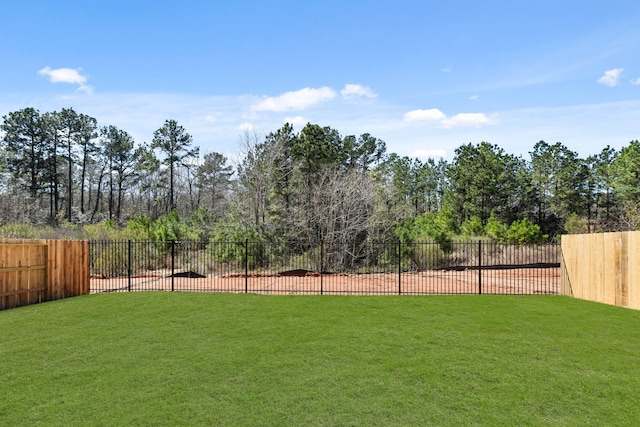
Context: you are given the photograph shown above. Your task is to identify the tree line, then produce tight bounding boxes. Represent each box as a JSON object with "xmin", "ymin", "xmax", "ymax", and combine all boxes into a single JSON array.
[{"xmin": 1, "ymin": 107, "xmax": 639, "ymax": 247}]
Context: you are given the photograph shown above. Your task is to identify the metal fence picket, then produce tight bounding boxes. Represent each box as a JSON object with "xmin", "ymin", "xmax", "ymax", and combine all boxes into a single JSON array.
[{"xmin": 88, "ymin": 240, "xmax": 560, "ymax": 295}]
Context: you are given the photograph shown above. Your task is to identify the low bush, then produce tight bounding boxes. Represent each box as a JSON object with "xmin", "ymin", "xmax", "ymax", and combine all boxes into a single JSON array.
[{"xmin": 207, "ymin": 225, "xmax": 269, "ymax": 270}]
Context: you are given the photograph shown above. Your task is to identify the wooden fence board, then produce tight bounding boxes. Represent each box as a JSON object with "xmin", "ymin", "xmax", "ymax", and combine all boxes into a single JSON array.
[
  {"xmin": 602, "ymin": 234, "xmax": 616, "ymax": 306},
  {"xmin": 560, "ymin": 237, "xmax": 576, "ymax": 297},
  {"xmin": 566, "ymin": 235, "xmax": 578, "ymax": 298},
  {"xmin": 628, "ymin": 232, "xmax": 640, "ymax": 310},
  {"xmin": 18, "ymin": 243, "xmax": 28, "ymax": 306},
  {"xmin": 577, "ymin": 234, "xmax": 587, "ymax": 300},
  {"xmin": 1, "ymin": 245, "xmax": 7, "ymax": 308},
  {"xmin": 618, "ymin": 233, "xmax": 629, "ymax": 308},
  {"xmin": 48, "ymin": 240, "xmax": 61, "ymax": 301},
  {"xmin": 0, "ymin": 239, "xmax": 89, "ymax": 310},
  {"xmin": 561, "ymin": 231, "xmax": 640, "ymax": 310}
]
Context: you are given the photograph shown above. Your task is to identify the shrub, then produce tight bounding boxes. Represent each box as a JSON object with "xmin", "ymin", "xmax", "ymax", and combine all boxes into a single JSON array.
[
  {"xmin": 485, "ymin": 215, "xmax": 547, "ymax": 244},
  {"xmin": 207, "ymin": 225, "xmax": 268, "ymax": 270},
  {"xmin": 461, "ymin": 216, "xmax": 484, "ymax": 238},
  {"xmin": 484, "ymin": 214, "xmax": 508, "ymax": 242},
  {"xmin": 505, "ymin": 218, "xmax": 547, "ymax": 244},
  {"xmin": 396, "ymin": 208, "xmax": 457, "ymax": 253},
  {"xmin": 184, "ymin": 207, "xmax": 215, "ymax": 241},
  {"xmin": 564, "ymin": 213, "xmax": 589, "ymax": 235},
  {"xmin": 82, "ymin": 219, "xmax": 141, "ymax": 241},
  {"xmin": 150, "ymin": 211, "xmax": 199, "ymax": 242},
  {"xmin": 0, "ymin": 223, "xmax": 46, "ymax": 239},
  {"xmin": 126, "ymin": 214, "xmax": 153, "ymax": 240}
]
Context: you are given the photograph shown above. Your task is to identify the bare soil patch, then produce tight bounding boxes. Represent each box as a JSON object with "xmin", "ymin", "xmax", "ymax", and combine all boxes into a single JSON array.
[{"xmin": 91, "ymin": 267, "xmax": 560, "ymax": 295}]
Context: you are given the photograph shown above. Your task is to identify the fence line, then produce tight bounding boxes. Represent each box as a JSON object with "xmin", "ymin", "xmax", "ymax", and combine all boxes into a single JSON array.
[
  {"xmin": 90, "ymin": 240, "xmax": 560, "ymax": 295},
  {"xmin": 561, "ymin": 231, "xmax": 640, "ymax": 309},
  {"xmin": 0, "ymin": 239, "xmax": 90, "ymax": 310}
]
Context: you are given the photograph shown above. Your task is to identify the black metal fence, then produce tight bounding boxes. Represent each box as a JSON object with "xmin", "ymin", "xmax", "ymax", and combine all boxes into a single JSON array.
[{"xmin": 89, "ymin": 240, "xmax": 560, "ymax": 295}]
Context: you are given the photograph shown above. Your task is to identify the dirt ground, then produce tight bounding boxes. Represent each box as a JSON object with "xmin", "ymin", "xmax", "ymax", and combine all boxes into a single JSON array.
[{"xmin": 91, "ymin": 267, "xmax": 560, "ymax": 295}]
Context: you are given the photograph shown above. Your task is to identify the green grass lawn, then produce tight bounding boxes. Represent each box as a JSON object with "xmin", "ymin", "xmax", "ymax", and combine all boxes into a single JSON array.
[{"xmin": 2, "ymin": 293, "xmax": 640, "ymax": 426}]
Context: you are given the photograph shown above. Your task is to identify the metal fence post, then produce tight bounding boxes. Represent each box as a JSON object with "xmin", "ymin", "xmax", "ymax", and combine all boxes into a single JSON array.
[
  {"xmin": 128, "ymin": 240, "xmax": 132, "ymax": 292},
  {"xmin": 478, "ymin": 240, "xmax": 482, "ymax": 295},
  {"xmin": 245, "ymin": 239, "xmax": 249, "ymax": 294},
  {"xmin": 398, "ymin": 240, "xmax": 402, "ymax": 295},
  {"xmin": 171, "ymin": 240, "xmax": 175, "ymax": 292},
  {"xmin": 320, "ymin": 239, "xmax": 324, "ymax": 295}
]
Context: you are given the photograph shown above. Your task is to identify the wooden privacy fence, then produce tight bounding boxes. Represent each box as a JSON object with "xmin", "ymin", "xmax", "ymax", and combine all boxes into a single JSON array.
[
  {"xmin": 0, "ymin": 239, "xmax": 90, "ymax": 310},
  {"xmin": 561, "ymin": 231, "xmax": 640, "ymax": 310}
]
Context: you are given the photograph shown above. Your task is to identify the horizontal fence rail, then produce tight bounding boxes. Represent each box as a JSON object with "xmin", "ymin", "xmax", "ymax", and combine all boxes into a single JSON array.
[{"xmin": 89, "ymin": 240, "xmax": 560, "ymax": 295}]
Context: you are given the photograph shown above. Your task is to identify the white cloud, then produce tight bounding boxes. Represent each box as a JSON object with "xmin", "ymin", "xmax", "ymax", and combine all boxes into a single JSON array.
[
  {"xmin": 340, "ymin": 84, "xmax": 377, "ymax": 100},
  {"xmin": 238, "ymin": 122, "xmax": 256, "ymax": 132},
  {"xmin": 283, "ymin": 116, "xmax": 308, "ymax": 127},
  {"xmin": 403, "ymin": 108, "xmax": 447, "ymax": 123},
  {"xmin": 38, "ymin": 66, "xmax": 86, "ymax": 84},
  {"xmin": 597, "ymin": 68, "xmax": 624, "ymax": 87},
  {"xmin": 442, "ymin": 112, "xmax": 498, "ymax": 128},
  {"xmin": 410, "ymin": 149, "xmax": 447, "ymax": 159},
  {"xmin": 5, "ymin": 90, "xmax": 639, "ymax": 165},
  {"xmin": 38, "ymin": 66, "xmax": 94, "ymax": 94},
  {"xmin": 631, "ymin": 77, "xmax": 640, "ymax": 86},
  {"xmin": 251, "ymin": 86, "xmax": 336, "ymax": 112},
  {"xmin": 403, "ymin": 108, "xmax": 498, "ymax": 129},
  {"xmin": 469, "ymin": 95, "xmax": 479, "ymax": 100}
]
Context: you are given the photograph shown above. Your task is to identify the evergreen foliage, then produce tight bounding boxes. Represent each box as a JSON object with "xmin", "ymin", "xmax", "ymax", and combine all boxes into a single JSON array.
[{"xmin": 2, "ymin": 108, "xmax": 640, "ymax": 243}]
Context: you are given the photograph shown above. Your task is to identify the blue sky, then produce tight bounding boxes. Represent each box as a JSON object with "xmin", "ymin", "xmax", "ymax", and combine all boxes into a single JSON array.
[{"xmin": 1, "ymin": 0, "xmax": 640, "ymax": 161}]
